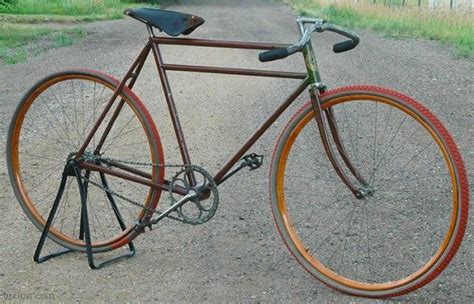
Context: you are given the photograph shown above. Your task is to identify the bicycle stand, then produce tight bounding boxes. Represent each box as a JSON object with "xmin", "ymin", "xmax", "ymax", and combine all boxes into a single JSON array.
[{"xmin": 33, "ymin": 161, "xmax": 135, "ymax": 269}]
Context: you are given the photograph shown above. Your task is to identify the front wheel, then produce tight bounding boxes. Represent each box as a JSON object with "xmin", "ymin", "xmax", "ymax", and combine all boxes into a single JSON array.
[{"xmin": 270, "ymin": 86, "xmax": 469, "ymax": 298}]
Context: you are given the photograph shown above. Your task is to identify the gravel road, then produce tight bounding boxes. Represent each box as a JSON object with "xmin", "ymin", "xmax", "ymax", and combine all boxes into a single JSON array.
[{"xmin": 0, "ymin": 0, "xmax": 472, "ymax": 302}]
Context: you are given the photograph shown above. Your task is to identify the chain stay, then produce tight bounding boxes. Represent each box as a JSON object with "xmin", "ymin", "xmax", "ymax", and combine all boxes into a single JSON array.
[
  {"xmin": 79, "ymin": 173, "xmax": 184, "ymax": 223},
  {"xmin": 79, "ymin": 154, "xmax": 203, "ymax": 225}
]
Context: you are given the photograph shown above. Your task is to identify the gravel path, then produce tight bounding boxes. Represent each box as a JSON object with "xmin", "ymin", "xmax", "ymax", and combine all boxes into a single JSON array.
[{"xmin": 0, "ymin": 0, "xmax": 472, "ymax": 302}]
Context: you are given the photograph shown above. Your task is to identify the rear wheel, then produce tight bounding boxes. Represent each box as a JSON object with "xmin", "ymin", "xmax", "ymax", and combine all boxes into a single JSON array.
[
  {"xmin": 270, "ymin": 86, "xmax": 469, "ymax": 297},
  {"xmin": 7, "ymin": 70, "xmax": 164, "ymax": 253}
]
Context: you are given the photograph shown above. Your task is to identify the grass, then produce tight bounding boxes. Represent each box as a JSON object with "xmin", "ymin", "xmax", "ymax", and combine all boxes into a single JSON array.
[
  {"xmin": 53, "ymin": 28, "xmax": 85, "ymax": 47},
  {"xmin": 0, "ymin": 22, "xmax": 86, "ymax": 64},
  {"xmin": 0, "ymin": 0, "xmax": 160, "ymax": 17},
  {"xmin": 0, "ymin": 12, "xmax": 126, "ymax": 23},
  {"xmin": 0, "ymin": 22, "xmax": 49, "ymax": 64},
  {"xmin": 0, "ymin": 0, "xmax": 161, "ymax": 64},
  {"xmin": 284, "ymin": 0, "xmax": 474, "ymax": 58}
]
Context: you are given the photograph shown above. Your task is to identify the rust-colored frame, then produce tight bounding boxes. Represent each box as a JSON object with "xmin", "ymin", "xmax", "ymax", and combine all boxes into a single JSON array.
[{"xmin": 77, "ymin": 35, "xmax": 311, "ymax": 194}]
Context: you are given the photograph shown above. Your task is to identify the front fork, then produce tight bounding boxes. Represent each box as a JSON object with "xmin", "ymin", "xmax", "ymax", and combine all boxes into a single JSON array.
[
  {"xmin": 308, "ymin": 86, "xmax": 366, "ymax": 199},
  {"xmin": 299, "ymin": 23, "xmax": 366, "ymax": 198}
]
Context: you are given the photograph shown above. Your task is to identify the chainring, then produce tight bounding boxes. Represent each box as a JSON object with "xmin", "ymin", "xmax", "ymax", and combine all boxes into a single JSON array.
[{"xmin": 169, "ymin": 165, "xmax": 219, "ymax": 225}]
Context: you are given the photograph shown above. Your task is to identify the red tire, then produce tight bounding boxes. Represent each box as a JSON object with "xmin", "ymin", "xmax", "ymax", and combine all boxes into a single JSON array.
[{"xmin": 270, "ymin": 86, "xmax": 469, "ymax": 297}]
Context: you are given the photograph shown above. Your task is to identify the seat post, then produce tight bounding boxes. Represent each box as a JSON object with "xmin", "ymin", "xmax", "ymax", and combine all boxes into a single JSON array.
[{"xmin": 147, "ymin": 25, "xmax": 156, "ymax": 38}]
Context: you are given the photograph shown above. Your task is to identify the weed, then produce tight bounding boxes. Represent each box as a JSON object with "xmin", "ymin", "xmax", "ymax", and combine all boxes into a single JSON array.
[{"xmin": 2, "ymin": 47, "xmax": 27, "ymax": 64}]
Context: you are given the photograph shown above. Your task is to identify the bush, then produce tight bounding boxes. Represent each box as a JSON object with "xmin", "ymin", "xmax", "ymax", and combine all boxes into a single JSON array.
[
  {"xmin": 0, "ymin": 0, "xmax": 18, "ymax": 6},
  {"xmin": 125, "ymin": 0, "xmax": 160, "ymax": 3}
]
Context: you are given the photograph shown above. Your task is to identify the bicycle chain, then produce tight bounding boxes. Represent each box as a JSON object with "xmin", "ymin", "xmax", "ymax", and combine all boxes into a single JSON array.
[
  {"xmin": 88, "ymin": 154, "xmax": 190, "ymax": 169},
  {"xmin": 79, "ymin": 155, "xmax": 198, "ymax": 223}
]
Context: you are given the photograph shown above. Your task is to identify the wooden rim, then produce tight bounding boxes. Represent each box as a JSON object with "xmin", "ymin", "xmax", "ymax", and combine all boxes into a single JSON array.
[
  {"xmin": 9, "ymin": 72, "xmax": 161, "ymax": 250},
  {"xmin": 275, "ymin": 94, "xmax": 459, "ymax": 292}
]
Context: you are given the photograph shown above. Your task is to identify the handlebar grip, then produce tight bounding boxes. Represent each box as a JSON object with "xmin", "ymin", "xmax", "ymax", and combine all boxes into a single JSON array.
[
  {"xmin": 333, "ymin": 38, "xmax": 359, "ymax": 53},
  {"xmin": 258, "ymin": 48, "xmax": 291, "ymax": 62}
]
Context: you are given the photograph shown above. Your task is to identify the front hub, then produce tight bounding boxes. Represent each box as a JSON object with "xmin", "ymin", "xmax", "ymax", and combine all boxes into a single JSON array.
[{"xmin": 358, "ymin": 186, "xmax": 375, "ymax": 199}]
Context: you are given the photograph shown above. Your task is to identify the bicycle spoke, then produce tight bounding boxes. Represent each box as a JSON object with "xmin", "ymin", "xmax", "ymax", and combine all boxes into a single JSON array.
[
  {"xmin": 273, "ymin": 89, "xmax": 464, "ymax": 293},
  {"xmin": 11, "ymin": 72, "xmax": 160, "ymax": 250}
]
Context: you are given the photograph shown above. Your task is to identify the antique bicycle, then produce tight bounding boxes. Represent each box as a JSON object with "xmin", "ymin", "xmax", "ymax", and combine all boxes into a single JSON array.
[{"xmin": 7, "ymin": 8, "xmax": 469, "ymax": 298}]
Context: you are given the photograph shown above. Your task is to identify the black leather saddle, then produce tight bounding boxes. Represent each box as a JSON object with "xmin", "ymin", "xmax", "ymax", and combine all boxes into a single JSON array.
[{"xmin": 124, "ymin": 8, "xmax": 204, "ymax": 37}]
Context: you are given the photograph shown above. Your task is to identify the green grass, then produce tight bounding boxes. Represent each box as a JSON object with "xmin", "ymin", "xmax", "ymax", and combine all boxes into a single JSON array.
[
  {"xmin": 0, "ymin": 23, "xmax": 86, "ymax": 64},
  {"xmin": 0, "ymin": 23, "xmax": 49, "ymax": 63},
  {"xmin": 2, "ymin": 46, "xmax": 26, "ymax": 64},
  {"xmin": 285, "ymin": 0, "xmax": 474, "ymax": 58},
  {"xmin": 54, "ymin": 32, "xmax": 73, "ymax": 47},
  {"xmin": 0, "ymin": 0, "xmax": 159, "ymax": 17},
  {"xmin": 54, "ymin": 28, "xmax": 85, "ymax": 47},
  {"xmin": 0, "ymin": 0, "xmax": 162, "ymax": 64},
  {"xmin": 0, "ymin": 12, "xmax": 125, "ymax": 23}
]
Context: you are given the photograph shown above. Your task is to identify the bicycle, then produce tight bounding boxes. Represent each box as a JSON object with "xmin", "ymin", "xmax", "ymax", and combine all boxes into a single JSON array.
[{"xmin": 6, "ymin": 8, "xmax": 469, "ymax": 298}]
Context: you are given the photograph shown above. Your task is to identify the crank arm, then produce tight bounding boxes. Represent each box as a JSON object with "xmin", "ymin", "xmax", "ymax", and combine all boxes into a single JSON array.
[{"xmin": 149, "ymin": 190, "xmax": 198, "ymax": 225}]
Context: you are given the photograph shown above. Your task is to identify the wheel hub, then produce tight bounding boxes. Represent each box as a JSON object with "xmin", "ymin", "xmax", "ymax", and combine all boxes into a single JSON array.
[{"xmin": 358, "ymin": 186, "xmax": 375, "ymax": 199}]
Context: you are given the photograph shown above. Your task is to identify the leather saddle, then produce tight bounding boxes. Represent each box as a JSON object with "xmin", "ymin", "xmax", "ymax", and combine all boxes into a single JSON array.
[{"xmin": 124, "ymin": 8, "xmax": 205, "ymax": 37}]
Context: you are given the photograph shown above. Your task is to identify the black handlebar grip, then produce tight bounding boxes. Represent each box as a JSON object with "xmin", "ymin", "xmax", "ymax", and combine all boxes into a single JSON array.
[
  {"xmin": 258, "ymin": 48, "xmax": 291, "ymax": 62},
  {"xmin": 333, "ymin": 39, "xmax": 359, "ymax": 53}
]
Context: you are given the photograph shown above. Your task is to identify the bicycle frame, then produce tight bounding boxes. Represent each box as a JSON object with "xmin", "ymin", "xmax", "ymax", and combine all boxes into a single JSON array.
[
  {"xmin": 18, "ymin": 12, "xmax": 468, "ymax": 290},
  {"xmin": 76, "ymin": 24, "xmax": 362, "ymax": 197}
]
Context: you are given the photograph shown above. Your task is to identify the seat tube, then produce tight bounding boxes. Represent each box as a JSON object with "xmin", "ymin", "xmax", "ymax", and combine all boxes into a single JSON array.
[{"xmin": 150, "ymin": 40, "xmax": 194, "ymax": 170}]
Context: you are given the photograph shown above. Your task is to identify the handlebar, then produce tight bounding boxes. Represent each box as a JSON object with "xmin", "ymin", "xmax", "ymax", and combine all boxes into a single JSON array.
[
  {"xmin": 327, "ymin": 24, "xmax": 360, "ymax": 53},
  {"xmin": 258, "ymin": 20, "xmax": 359, "ymax": 62}
]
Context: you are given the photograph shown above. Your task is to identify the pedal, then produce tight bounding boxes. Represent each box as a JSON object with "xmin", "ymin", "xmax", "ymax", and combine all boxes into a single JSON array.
[
  {"xmin": 242, "ymin": 153, "xmax": 264, "ymax": 171},
  {"xmin": 218, "ymin": 153, "xmax": 264, "ymax": 185}
]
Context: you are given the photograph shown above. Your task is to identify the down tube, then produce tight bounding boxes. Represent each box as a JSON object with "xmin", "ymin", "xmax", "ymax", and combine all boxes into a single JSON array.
[{"xmin": 214, "ymin": 78, "xmax": 310, "ymax": 184}]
